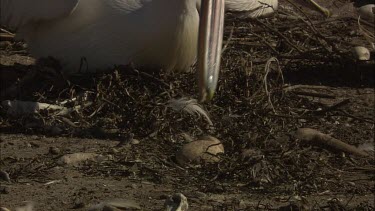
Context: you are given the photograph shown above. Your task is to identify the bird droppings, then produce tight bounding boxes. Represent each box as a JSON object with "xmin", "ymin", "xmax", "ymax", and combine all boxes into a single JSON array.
[{"xmin": 0, "ymin": 1, "xmax": 374, "ymax": 210}]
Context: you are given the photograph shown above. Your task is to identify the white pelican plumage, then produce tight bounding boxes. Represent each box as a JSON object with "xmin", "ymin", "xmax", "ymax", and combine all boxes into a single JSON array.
[
  {"xmin": 0, "ymin": 0, "xmax": 330, "ymax": 101},
  {"xmin": 1, "ymin": 0, "xmax": 225, "ymax": 101},
  {"xmin": 1, "ymin": 0, "xmax": 209, "ymax": 73}
]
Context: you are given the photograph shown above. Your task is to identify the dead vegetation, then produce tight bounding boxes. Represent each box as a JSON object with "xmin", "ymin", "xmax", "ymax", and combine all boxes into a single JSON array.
[{"xmin": 0, "ymin": 2, "xmax": 374, "ymax": 210}]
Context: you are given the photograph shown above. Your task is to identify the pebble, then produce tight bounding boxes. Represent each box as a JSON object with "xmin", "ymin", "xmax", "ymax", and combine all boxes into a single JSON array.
[
  {"xmin": 0, "ymin": 170, "xmax": 11, "ymax": 182},
  {"xmin": 0, "ymin": 186, "xmax": 10, "ymax": 194},
  {"xmin": 110, "ymin": 148, "xmax": 119, "ymax": 154},
  {"xmin": 73, "ymin": 199, "xmax": 85, "ymax": 209},
  {"xmin": 29, "ymin": 142, "xmax": 40, "ymax": 148},
  {"xmin": 194, "ymin": 191, "xmax": 207, "ymax": 199},
  {"xmin": 49, "ymin": 147, "xmax": 61, "ymax": 155},
  {"xmin": 131, "ymin": 139, "xmax": 140, "ymax": 145}
]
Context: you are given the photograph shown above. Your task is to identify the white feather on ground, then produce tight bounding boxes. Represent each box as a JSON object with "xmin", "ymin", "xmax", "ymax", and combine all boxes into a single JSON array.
[{"xmin": 167, "ymin": 98, "xmax": 213, "ymax": 126}]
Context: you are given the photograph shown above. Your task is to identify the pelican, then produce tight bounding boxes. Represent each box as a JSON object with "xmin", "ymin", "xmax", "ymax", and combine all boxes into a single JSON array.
[
  {"xmin": 1, "ymin": 0, "xmax": 225, "ymax": 101},
  {"xmin": 1, "ymin": 0, "xmax": 330, "ymax": 101}
]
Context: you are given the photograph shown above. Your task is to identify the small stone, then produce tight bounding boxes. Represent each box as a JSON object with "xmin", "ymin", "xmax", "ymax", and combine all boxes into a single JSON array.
[
  {"xmin": 49, "ymin": 147, "xmax": 61, "ymax": 155},
  {"xmin": 0, "ymin": 186, "xmax": 10, "ymax": 194},
  {"xmin": 234, "ymin": 199, "xmax": 247, "ymax": 209},
  {"xmin": 0, "ymin": 170, "xmax": 11, "ymax": 182},
  {"xmin": 29, "ymin": 142, "xmax": 40, "ymax": 148},
  {"xmin": 73, "ymin": 199, "xmax": 85, "ymax": 209},
  {"xmin": 347, "ymin": 181, "xmax": 356, "ymax": 186},
  {"xmin": 299, "ymin": 119, "xmax": 307, "ymax": 123},
  {"xmin": 194, "ymin": 191, "xmax": 207, "ymax": 199},
  {"xmin": 131, "ymin": 139, "xmax": 140, "ymax": 145},
  {"xmin": 106, "ymin": 154, "xmax": 114, "ymax": 161},
  {"xmin": 110, "ymin": 148, "xmax": 119, "ymax": 154}
]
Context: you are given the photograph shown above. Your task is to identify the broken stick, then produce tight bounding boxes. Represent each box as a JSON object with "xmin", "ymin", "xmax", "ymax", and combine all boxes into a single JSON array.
[{"xmin": 295, "ymin": 128, "xmax": 370, "ymax": 157}]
